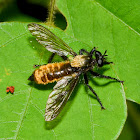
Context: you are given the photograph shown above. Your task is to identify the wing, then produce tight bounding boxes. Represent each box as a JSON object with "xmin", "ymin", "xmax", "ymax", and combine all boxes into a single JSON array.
[
  {"xmin": 28, "ymin": 23, "xmax": 77, "ymax": 57},
  {"xmin": 45, "ymin": 74, "xmax": 79, "ymax": 121}
]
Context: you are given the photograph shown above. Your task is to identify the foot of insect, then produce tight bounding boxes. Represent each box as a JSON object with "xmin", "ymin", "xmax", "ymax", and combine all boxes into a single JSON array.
[{"xmin": 84, "ymin": 74, "xmax": 105, "ymax": 110}]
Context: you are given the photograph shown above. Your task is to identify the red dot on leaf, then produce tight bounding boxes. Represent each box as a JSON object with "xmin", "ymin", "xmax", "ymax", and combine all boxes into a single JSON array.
[{"xmin": 6, "ymin": 86, "xmax": 15, "ymax": 94}]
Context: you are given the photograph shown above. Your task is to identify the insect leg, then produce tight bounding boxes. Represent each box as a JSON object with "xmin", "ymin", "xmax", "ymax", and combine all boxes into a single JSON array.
[
  {"xmin": 89, "ymin": 70, "xmax": 124, "ymax": 84},
  {"xmin": 48, "ymin": 53, "xmax": 68, "ymax": 63},
  {"xmin": 79, "ymin": 49, "xmax": 90, "ymax": 55},
  {"xmin": 61, "ymin": 56, "xmax": 68, "ymax": 61},
  {"xmin": 80, "ymin": 47, "xmax": 96, "ymax": 55},
  {"xmin": 33, "ymin": 53, "xmax": 68, "ymax": 68},
  {"xmin": 48, "ymin": 53, "xmax": 56, "ymax": 63},
  {"xmin": 103, "ymin": 61, "xmax": 113, "ymax": 65},
  {"xmin": 84, "ymin": 74, "xmax": 105, "ymax": 110},
  {"xmin": 90, "ymin": 47, "xmax": 96, "ymax": 55}
]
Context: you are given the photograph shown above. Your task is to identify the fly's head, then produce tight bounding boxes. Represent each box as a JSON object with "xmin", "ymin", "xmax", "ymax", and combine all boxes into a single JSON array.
[
  {"xmin": 91, "ymin": 48, "xmax": 112, "ymax": 67},
  {"xmin": 95, "ymin": 50, "xmax": 106, "ymax": 67}
]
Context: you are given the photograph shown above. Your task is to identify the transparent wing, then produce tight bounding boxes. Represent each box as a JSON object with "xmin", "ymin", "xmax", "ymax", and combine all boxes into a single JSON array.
[
  {"xmin": 45, "ymin": 74, "xmax": 79, "ymax": 121},
  {"xmin": 28, "ymin": 23, "xmax": 77, "ymax": 57}
]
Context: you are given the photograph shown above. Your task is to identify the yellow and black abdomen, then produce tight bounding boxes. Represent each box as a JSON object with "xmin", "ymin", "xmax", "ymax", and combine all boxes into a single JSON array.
[{"xmin": 32, "ymin": 61, "xmax": 73, "ymax": 85}]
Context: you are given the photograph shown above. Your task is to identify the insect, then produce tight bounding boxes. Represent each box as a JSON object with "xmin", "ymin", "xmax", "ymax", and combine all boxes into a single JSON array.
[
  {"xmin": 6, "ymin": 86, "xmax": 15, "ymax": 94},
  {"xmin": 28, "ymin": 23, "xmax": 123, "ymax": 121}
]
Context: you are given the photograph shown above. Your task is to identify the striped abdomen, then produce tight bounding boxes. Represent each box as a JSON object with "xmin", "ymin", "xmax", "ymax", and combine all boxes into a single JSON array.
[{"xmin": 33, "ymin": 61, "xmax": 73, "ymax": 85}]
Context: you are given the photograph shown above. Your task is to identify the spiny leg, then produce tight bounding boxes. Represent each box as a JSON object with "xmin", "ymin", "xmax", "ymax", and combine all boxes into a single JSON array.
[
  {"xmin": 90, "ymin": 47, "xmax": 96, "ymax": 55},
  {"xmin": 80, "ymin": 47, "xmax": 97, "ymax": 56},
  {"xmin": 79, "ymin": 49, "xmax": 90, "ymax": 55},
  {"xmin": 84, "ymin": 73, "xmax": 105, "ymax": 109},
  {"xmin": 89, "ymin": 70, "xmax": 124, "ymax": 84}
]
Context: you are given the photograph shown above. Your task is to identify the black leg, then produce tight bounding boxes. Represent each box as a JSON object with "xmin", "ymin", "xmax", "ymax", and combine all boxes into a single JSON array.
[
  {"xmin": 61, "ymin": 56, "xmax": 68, "ymax": 61},
  {"xmin": 90, "ymin": 47, "xmax": 96, "ymax": 55},
  {"xmin": 79, "ymin": 49, "xmax": 90, "ymax": 55},
  {"xmin": 103, "ymin": 50, "xmax": 107, "ymax": 56},
  {"xmin": 104, "ymin": 61, "xmax": 113, "ymax": 65},
  {"xmin": 34, "ymin": 53, "xmax": 68, "ymax": 68},
  {"xmin": 84, "ymin": 74, "xmax": 105, "ymax": 110},
  {"xmin": 48, "ymin": 53, "xmax": 56, "ymax": 63},
  {"xmin": 48, "ymin": 53, "xmax": 68, "ymax": 63},
  {"xmin": 89, "ymin": 70, "xmax": 124, "ymax": 84}
]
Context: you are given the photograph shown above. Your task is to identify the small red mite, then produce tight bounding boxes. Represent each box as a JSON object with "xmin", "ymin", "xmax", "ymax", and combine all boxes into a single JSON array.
[{"xmin": 6, "ymin": 86, "xmax": 15, "ymax": 94}]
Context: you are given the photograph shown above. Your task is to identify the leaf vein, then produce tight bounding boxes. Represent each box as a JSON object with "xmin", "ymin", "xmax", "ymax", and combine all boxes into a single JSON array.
[{"xmin": 14, "ymin": 88, "xmax": 32, "ymax": 139}]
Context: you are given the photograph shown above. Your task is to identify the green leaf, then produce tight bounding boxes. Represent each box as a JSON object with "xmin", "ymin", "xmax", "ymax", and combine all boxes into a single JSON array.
[
  {"xmin": 95, "ymin": 0, "xmax": 140, "ymax": 33},
  {"xmin": 57, "ymin": 0, "xmax": 140, "ymax": 104},
  {"xmin": 0, "ymin": 23, "xmax": 126, "ymax": 139},
  {"xmin": 3, "ymin": 0, "xmax": 140, "ymax": 139}
]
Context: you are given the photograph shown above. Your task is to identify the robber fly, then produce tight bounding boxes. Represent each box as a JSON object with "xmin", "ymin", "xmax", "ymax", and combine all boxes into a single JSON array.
[{"xmin": 28, "ymin": 23, "xmax": 123, "ymax": 121}]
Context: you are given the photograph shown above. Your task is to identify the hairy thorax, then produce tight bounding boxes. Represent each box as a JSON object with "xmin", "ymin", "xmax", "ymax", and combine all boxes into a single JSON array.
[{"xmin": 70, "ymin": 55, "xmax": 91, "ymax": 67}]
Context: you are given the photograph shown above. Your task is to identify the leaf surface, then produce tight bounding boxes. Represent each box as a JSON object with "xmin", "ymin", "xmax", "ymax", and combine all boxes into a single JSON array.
[
  {"xmin": 2, "ymin": 0, "xmax": 140, "ymax": 139},
  {"xmin": 57, "ymin": 0, "xmax": 140, "ymax": 103}
]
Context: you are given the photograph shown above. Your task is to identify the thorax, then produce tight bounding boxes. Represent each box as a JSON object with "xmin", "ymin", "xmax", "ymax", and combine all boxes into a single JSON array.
[{"xmin": 70, "ymin": 55, "xmax": 91, "ymax": 68}]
